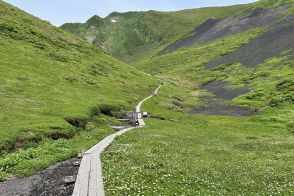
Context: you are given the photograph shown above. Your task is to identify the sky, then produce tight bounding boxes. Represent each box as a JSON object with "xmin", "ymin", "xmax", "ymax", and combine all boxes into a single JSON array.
[{"xmin": 5, "ymin": 0, "xmax": 258, "ymax": 26}]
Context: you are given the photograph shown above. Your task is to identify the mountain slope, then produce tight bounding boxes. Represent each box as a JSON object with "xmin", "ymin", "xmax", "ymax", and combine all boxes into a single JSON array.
[
  {"xmin": 138, "ymin": 0, "xmax": 294, "ymax": 125},
  {"xmin": 0, "ymin": 0, "xmax": 158, "ymax": 180},
  {"xmin": 61, "ymin": 4, "xmax": 253, "ymax": 63},
  {"xmin": 160, "ymin": 6, "xmax": 287, "ymax": 54}
]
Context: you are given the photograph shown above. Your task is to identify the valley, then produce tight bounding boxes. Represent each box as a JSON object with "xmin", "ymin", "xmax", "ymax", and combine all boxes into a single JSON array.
[{"xmin": 0, "ymin": 0, "xmax": 293, "ymax": 195}]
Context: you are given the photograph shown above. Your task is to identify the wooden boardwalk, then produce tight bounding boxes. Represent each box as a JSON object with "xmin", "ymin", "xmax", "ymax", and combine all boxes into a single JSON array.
[{"xmin": 72, "ymin": 85, "xmax": 162, "ymax": 196}]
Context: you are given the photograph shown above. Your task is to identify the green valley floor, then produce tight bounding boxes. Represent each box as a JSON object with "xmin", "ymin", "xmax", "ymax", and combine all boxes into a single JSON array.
[{"xmin": 101, "ymin": 86, "xmax": 294, "ymax": 195}]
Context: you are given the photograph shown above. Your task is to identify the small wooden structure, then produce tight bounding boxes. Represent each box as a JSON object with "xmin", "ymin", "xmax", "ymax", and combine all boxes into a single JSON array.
[
  {"xmin": 125, "ymin": 111, "xmax": 148, "ymax": 125},
  {"xmin": 126, "ymin": 111, "xmax": 142, "ymax": 119}
]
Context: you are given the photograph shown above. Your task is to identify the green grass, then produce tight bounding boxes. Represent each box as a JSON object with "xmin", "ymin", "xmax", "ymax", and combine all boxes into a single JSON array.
[
  {"xmin": 226, "ymin": 57, "xmax": 294, "ymax": 105},
  {"xmin": 257, "ymin": 0, "xmax": 294, "ymax": 9},
  {"xmin": 101, "ymin": 86, "xmax": 294, "ymax": 195}
]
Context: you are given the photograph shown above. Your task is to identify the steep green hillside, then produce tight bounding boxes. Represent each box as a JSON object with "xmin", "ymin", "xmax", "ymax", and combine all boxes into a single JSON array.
[
  {"xmin": 257, "ymin": 0, "xmax": 294, "ymax": 8},
  {"xmin": 0, "ymin": 1, "xmax": 158, "ymax": 180},
  {"xmin": 61, "ymin": 4, "xmax": 253, "ymax": 63}
]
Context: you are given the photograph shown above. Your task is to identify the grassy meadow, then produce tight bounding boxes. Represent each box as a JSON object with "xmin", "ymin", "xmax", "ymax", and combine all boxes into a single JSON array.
[{"xmin": 102, "ymin": 85, "xmax": 294, "ymax": 195}]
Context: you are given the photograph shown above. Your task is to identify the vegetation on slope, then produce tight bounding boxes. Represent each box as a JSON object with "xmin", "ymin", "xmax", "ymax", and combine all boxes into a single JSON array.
[
  {"xmin": 138, "ymin": 28, "xmax": 263, "ymax": 79},
  {"xmin": 0, "ymin": 1, "xmax": 158, "ymax": 180},
  {"xmin": 143, "ymin": 44, "xmax": 293, "ymax": 126},
  {"xmin": 61, "ymin": 4, "xmax": 253, "ymax": 63},
  {"xmin": 137, "ymin": 10, "xmax": 293, "ymax": 127},
  {"xmin": 257, "ymin": 0, "xmax": 294, "ymax": 8}
]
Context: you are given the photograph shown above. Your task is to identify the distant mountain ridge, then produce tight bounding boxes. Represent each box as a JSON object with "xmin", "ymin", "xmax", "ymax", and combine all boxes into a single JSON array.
[{"xmin": 61, "ymin": 4, "xmax": 253, "ymax": 63}]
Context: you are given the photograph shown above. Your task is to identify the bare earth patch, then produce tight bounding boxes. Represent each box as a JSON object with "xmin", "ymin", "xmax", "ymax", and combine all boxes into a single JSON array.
[
  {"xmin": 192, "ymin": 81, "xmax": 253, "ymax": 116},
  {"xmin": 0, "ymin": 158, "xmax": 79, "ymax": 196}
]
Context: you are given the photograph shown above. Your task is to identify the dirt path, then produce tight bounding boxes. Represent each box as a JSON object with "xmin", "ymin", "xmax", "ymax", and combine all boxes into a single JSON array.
[{"xmin": 0, "ymin": 158, "xmax": 80, "ymax": 196}]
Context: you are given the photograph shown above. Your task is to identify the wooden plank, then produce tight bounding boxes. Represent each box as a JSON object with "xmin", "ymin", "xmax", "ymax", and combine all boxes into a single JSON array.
[
  {"xmin": 73, "ymin": 154, "xmax": 91, "ymax": 196},
  {"xmin": 88, "ymin": 153, "xmax": 103, "ymax": 196},
  {"xmin": 96, "ymin": 155, "xmax": 104, "ymax": 195},
  {"xmin": 72, "ymin": 154, "xmax": 87, "ymax": 196},
  {"xmin": 80, "ymin": 155, "xmax": 91, "ymax": 196},
  {"xmin": 137, "ymin": 119, "xmax": 145, "ymax": 126},
  {"xmin": 72, "ymin": 85, "xmax": 162, "ymax": 196}
]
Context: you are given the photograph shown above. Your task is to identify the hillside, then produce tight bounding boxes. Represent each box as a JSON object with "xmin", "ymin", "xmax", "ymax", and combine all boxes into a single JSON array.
[
  {"xmin": 0, "ymin": 0, "xmax": 158, "ymax": 180},
  {"xmin": 138, "ymin": 0, "xmax": 294, "ymax": 125},
  {"xmin": 61, "ymin": 4, "xmax": 253, "ymax": 63},
  {"xmin": 160, "ymin": 0, "xmax": 294, "ymax": 54}
]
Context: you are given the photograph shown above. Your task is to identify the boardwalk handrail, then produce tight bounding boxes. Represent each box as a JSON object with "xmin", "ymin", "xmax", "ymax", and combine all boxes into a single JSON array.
[{"xmin": 72, "ymin": 85, "xmax": 162, "ymax": 196}]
